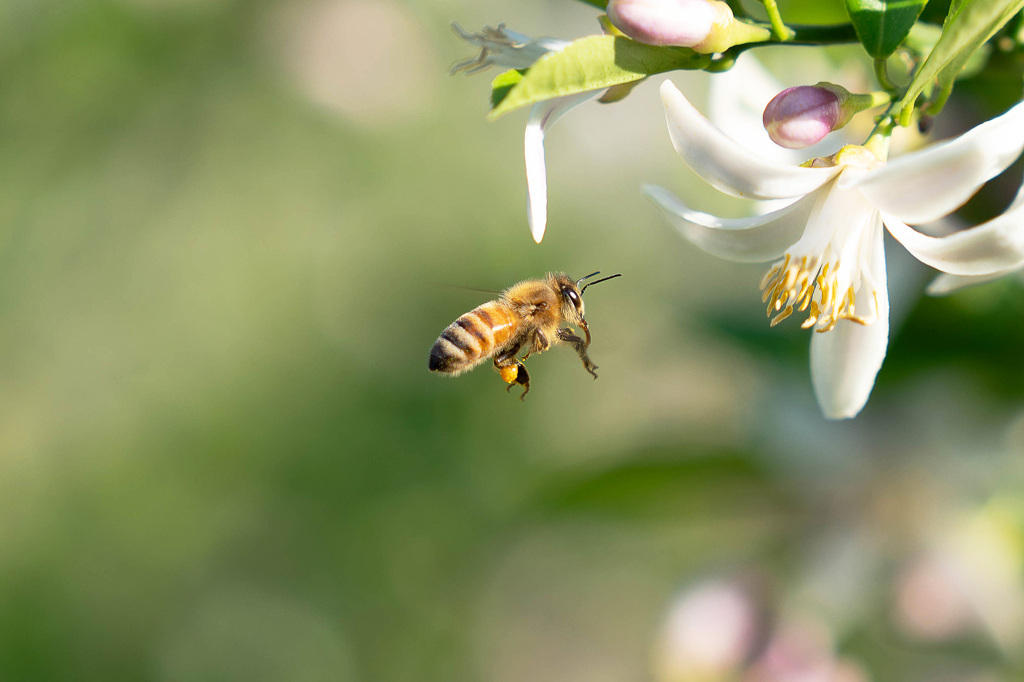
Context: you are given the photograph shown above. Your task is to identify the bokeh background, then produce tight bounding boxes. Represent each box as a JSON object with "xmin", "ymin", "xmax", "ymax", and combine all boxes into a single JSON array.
[{"xmin": 1, "ymin": 0, "xmax": 1023, "ymax": 680}]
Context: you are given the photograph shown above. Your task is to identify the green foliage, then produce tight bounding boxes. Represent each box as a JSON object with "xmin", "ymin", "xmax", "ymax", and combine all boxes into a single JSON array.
[
  {"xmin": 898, "ymin": 0, "xmax": 1024, "ymax": 123},
  {"xmin": 844, "ymin": 0, "xmax": 929, "ymax": 58},
  {"xmin": 489, "ymin": 35, "xmax": 709, "ymax": 118},
  {"xmin": 490, "ymin": 69, "xmax": 523, "ymax": 109}
]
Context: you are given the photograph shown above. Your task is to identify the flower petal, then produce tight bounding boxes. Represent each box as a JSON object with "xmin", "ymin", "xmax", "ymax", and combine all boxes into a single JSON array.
[
  {"xmin": 810, "ymin": 230, "xmax": 889, "ymax": 419},
  {"xmin": 847, "ymin": 100, "xmax": 1024, "ymax": 223},
  {"xmin": 926, "ymin": 270, "xmax": 1016, "ymax": 296},
  {"xmin": 883, "ymin": 202, "xmax": 1024, "ymax": 275},
  {"xmin": 643, "ymin": 184, "xmax": 815, "ymax": 262},
  {"xmin": 525, "ymin": 92, "xmax": 599, "ymax": 243},
  {"xmin": 660, "ymin": 80, "xmax": 840, "ymax": 200},
  {"xmin": 450, "ymin": 23, "xmax": 570, "ymax": 74}
]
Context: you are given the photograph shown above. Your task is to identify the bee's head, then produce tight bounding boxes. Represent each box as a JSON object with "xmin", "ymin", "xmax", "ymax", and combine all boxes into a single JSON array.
[{"xmin": 554, "ymin": 271, "xmax": 621, "ymax": 331}]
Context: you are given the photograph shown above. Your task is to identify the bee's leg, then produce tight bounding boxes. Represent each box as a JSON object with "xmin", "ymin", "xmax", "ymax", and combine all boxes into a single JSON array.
[
  {"xmin": 507, "ymin": 362, "xmax": 530, "ymax": 400},
  {"xmin": 557, "ymin": 328, "xmax": 598, "ymax": 379},
  {"xmin": 534, "ymin": 328, "xmax": 552, "ymax": 353},
  {"xmin": 494, "ymin": 344, "xmax": 531, "ymax": 400},
  {"xmin": 521, "ymin": 329, "xmax": 551, "ymax": 361}
]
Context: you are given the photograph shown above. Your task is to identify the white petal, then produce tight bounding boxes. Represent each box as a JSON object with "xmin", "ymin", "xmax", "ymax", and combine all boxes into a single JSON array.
[
  {"xmin": 848, "ymin": 100, "xmax": 1024, "ymax": 223},
  {"xmin": 883, "ymin": 203, "xmax": 1024, "ymax": 275},
  {"xmin": 810, "ymin": 231, "xmax": 889, "ymax": 420},
  {"xmin": 926, "ymin": 270, "xmax": 1016, "ymax": 295},
  {"xmin": 525, "ymin": 92, "xmax": 599, "ymax": 243},
  {"xmin": 643, "ymin": 184, "xmax": 813, "ymax": 262},
  {"xmin": 660, "ymin": 80, "xmax": 839, "ymax": 200}
]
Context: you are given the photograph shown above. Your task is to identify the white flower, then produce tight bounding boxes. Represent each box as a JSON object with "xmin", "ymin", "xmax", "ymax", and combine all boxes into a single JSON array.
[
  {"xmin": 452, "ymin": 24, "xmax": 592, "ymax": 243},
  {"xmin": 449, "ymin": 23, "xmax": 570, "ymax": 75},
  {"xmin": 925, "ymin": 184, "xmax": 1024, "ymax": 295},
  {"xmin": 524, "ymin": 91, "xmax": 602, "ymax": 242},
  {"xmin": 644, "ymin": 80, "xmax": 1024, "ymax": 419}
]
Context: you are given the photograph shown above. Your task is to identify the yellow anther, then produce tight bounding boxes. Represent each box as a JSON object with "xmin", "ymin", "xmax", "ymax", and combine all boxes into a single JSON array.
[{"xmin": 770, "ymin": 305, "xmax": 794, "ymax": 327}]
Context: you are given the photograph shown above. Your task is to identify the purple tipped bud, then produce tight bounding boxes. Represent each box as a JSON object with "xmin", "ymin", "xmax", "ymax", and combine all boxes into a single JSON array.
[
  {"xmin": 607, "ymin": 0, "xmax": 716, "ymax": 47},
  {"xmin": 763, "ymin": 85, "xmax": 842, "ymax": 149}
]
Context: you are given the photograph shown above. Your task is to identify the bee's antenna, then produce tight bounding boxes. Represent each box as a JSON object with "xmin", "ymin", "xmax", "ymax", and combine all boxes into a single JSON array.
[
  {"xmin": 575, "ymin": 271, "xmax": 602, "ymax": 287},
  {"xmin": 580, "ymin": 273, "xmax": 621, "ymax": 295}
]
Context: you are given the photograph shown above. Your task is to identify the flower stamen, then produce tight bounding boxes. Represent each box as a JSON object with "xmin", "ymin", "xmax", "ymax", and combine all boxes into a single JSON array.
[{"xmin": 761, "ymin": 253, "xmax": 876, "ymax": 332}]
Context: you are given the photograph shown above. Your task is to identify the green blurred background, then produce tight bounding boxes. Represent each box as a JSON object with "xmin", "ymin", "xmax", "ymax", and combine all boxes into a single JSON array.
[{"xmin": 1, "ymin": 0, "xmax": 1023, "ymax": 680}]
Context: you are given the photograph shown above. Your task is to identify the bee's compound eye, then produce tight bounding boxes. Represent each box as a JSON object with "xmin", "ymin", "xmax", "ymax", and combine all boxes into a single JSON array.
[{"xmin": 566, "ymin": 289, "xmax": 580, "ymax": 306}]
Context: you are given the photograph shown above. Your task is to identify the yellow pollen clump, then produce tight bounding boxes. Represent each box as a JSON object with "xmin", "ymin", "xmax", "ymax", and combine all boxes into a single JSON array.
[
  {"xmin": 499, "ymin": 364, "xmax": 519, "ymax": 384},
  {"xmin": 760, "ymin": 254, "xmax": 874, "ymax": 332}
]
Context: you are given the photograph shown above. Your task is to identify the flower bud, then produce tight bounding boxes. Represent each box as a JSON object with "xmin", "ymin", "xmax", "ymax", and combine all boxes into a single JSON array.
[
  {"xmin": 763, "ymin": 83, "xmax": 882, "ymax": 149},
  {"xmin": 607, "ymin": 0, "xmax": 770, "ymax": 52},
  {"xmin": 607, "ymin": 0, "xmax": 715, "ymax": 47}
]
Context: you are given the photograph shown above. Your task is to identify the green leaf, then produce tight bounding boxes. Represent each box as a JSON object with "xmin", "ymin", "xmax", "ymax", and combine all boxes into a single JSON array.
[
  {"xmin": 573, "ymin": 0, "xmax": 608, "ymax": 8},
  {"xmin": 897, "ymin": 0, "xmax": 1024, "ymax": 124},
  {"xmin": 488, "ymin": 35, "xmax": 710, "ymax": 119},
  {"xmin": 490, "ymin": 69, "xmax": 523, "ymax": 110},
  {"xmin": 845, "ymin": 0, "xmax": 929, "ymax": 58}
]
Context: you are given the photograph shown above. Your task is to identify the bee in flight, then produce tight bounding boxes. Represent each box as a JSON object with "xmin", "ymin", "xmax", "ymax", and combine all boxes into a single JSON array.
[{"xmin": 428, "ymin": 271, "xmax": 621, "ymax": 399}]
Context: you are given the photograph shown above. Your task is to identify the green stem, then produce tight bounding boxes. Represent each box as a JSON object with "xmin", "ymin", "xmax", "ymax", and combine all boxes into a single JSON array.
[
  {"xmin": 845, "ymin": 90, "xmax": 894, "ymax": 113},
  {"xmin": 571, "ymin": 0, "xmax": 607, "ymax": 9},
  {"xmin": 865, "ymin": 109, "xmax": 897, "ymax": 160},
  {"xmin": 924, "ymin": 81, "xmax": 955, "ymax": 117},
  {"xmin": 786, "ymin": 23, "xmax": 859, "ymax": 45},
  {"xmin": 873, "ymin": 58, "xmax": 896, "ymax": 92},
  {"xmin": 715, "ymin": 23, "xmax": 858, "ymax": 63},
  {"xmin": 760, "ymin": 0, "xmax": 795, "ymax": 40}
]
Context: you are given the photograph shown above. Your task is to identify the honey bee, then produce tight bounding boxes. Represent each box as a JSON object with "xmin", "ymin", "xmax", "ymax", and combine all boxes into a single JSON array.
[{"xmin": 428, "ymin": 271, "xmax": 621, "ymax": 399}]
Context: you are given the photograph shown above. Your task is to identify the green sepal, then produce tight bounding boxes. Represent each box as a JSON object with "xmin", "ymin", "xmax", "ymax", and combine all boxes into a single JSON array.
[
  {"xmin": 488, "ymin": 35, "xmax": 710, "ymax": 120},
  {"xmin": 844, "ymin": 0, "xmax": 929, "ymax": 58}
]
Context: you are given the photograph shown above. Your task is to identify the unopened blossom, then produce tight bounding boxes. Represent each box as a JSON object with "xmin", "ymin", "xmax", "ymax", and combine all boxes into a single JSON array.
[
  {"xmin": 763, "ymin": 85, "xmax": 842, "ymax": 149},
  {"xmin": 452, "ymin": 23, "xmax": 594, "ymax": 243},
  {"xmin": 645, "ymin": 80, "xmax": 1024, "ymax": 418},
  {"xmin": 764, "ymin": 84, "xmax": 884, "ymax": 149},
  {"xmin": 607, "ymin": 0, "xmax": 715, "ymax": 47},
  {"xmin": 607, "ymin": 0, "xmax": 770, "ymax": 53}
]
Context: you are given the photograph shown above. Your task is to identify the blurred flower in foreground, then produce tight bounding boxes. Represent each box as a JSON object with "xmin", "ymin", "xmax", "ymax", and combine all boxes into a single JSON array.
[
  {"xmin": 653, "ymin": 580, "xmax": 870, "ymax": 682},
  {"xmin": 653, "ymin": 579, "xmax": 759, "ymax": 681},
  {"xmin": 452, "ymin": 23, "xmax": 594, "ymax": 243},
  {"xmin": 743, "ymin": 618, "xmax": 869, "ymax": 682},
  {"xmin": 763, "ymin": 84, "xmax": 883, "ymax": 149},
  {"xmin": 607, "ymin": 0, "xmax": 770, "ymax": 52},
  {"xmin": 644, "ymin": 81, "xmax": 1024, "ymax": 418},
  {"xmin": 894, "ymin": 501, "xmax": 1024, "ymax": 652}
]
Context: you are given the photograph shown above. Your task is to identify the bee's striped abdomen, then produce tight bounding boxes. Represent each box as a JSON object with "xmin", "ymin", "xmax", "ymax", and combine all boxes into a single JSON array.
[{"xmin": 429, "ymin": 301, "xmax": 518, "ymax": 375}]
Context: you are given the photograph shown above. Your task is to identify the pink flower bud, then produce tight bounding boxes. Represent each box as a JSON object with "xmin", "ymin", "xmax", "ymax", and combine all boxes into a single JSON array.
[
  {"xmin": 763, "ymin": 85, "xmax": 842, "ymax": 149},
  {"xmin": 607, "ymin": 0, "xmax": 716, "ymax": 47}
]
